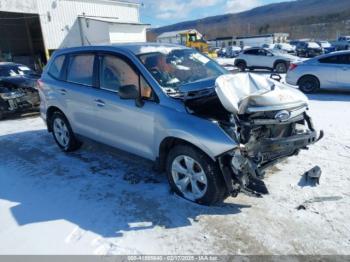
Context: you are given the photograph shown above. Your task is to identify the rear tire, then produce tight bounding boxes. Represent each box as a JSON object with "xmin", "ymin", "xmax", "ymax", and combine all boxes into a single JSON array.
[
  {"xmin": 166, "ymin": 145, "xmax": 227, "ymax": 205},
  {"xmin": 274, "ymin": 62, "xmax": 288, "ymax": 73},
  {"xmin": 236, "ymin": 61, "xmax": 246, "ymax": 72},
  {"xmin": 51, "ymin": 112, "xmax": 81, "ymax": 152},
  {"xmin": 298, "ymin": 76, "xmax": 320, "ymax": 93}
]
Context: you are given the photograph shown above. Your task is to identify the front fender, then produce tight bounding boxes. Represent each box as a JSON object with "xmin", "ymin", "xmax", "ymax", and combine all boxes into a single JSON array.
[{"xmin": 154, "ymin": 107, "xmax": 238, "ymax": 160}]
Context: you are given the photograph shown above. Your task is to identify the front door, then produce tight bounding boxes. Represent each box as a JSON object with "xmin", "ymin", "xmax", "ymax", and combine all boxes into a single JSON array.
[
  {"xmin": 258, "ymin": 49, "xmax": 275, "ymax": 68},
  {"xmin": 93, "ymin": 54, "xmax": 157, "ymax": 160}
]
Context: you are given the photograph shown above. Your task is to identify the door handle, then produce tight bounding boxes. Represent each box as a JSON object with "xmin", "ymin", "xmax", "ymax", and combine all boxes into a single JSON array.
[
  {"xmin": 59, "ymin": 89, "xmax": 67, "ymax": 95},
  {"xmin": 94, "ymin": 99, "xmax": 105, "ymax": 107}
]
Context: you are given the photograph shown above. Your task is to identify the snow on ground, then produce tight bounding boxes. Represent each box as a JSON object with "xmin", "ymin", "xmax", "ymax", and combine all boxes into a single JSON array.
[{"xmin": 0, "ymin": 87, "xmax": 350, "ymax": 255}]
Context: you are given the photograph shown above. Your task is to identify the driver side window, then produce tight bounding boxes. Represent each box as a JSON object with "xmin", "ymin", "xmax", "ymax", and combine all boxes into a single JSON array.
[{"xmin": 100, "ymin": 55, "xmax": 154, "ymax": 100}]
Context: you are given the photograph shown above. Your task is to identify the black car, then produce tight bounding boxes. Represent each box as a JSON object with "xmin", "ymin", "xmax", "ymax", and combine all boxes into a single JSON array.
[
  {"xmin": 296, "ymin": 41, "xmax": 324, "ymax": 58},
  {"xmin": 0, "ymin": 63, "xmax": 41, "ymax": 119}
]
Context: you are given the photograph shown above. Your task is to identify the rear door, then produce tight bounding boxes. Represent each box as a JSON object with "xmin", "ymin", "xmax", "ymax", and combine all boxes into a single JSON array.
[
  {"xmin": 318, "ymin": 54, "xmax": 349, "ymax": 88},
  {"xmin": 242, "ymin": 49, "xmax": 259, "ymax": 67},
  {"xmin": 63, "ymin": 53, "xmax": 102, "ymax": 138},
  {"xmin": 336, "ymin": 54, "xmax": 350, "ymax": 87}
]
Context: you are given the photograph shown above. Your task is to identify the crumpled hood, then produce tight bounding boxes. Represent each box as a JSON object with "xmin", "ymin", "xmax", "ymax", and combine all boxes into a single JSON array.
[
  {"xmin": 0, "ymin": 76, "xmax": 37, "ymax": 91},
  {"xmin": 215, "ymin": 73, "xmax": 309, "ymax": 114}
]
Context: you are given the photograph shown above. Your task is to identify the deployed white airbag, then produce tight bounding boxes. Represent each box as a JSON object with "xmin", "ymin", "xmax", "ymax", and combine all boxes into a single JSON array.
[{"xmin": 215, "ymin": 73, "xmax": 309, "ymax": 114}]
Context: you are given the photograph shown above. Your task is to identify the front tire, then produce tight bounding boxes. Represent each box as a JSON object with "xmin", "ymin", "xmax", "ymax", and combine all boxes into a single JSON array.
[
  {"xmin": 166, "ymin": 145, "xmax": 227, "ymax": 205},
  {"xmin": 51, "ymin": 112, "xmax": 81, "ymax": 152},
  {"xmin": 298, "ymin": 76, "xmax": 320, "ymax": 93}
]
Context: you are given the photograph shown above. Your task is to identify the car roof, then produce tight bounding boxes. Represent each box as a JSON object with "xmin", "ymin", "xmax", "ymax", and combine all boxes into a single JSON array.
[
  {"xmin": 52, "ymin": 43, "xmax": 189, "ymax": 57},
  {"xmin": 0, "ymin": 62, "xmax": 28, "ymax": 68}
]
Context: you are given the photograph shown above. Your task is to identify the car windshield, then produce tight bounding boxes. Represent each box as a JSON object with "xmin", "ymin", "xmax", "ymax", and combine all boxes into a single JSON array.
[
  {"xmin": 0, "ymin": 65, "xmax": 35, "ymax": 77},
  {"xmin": 139, "ymin": 49, "xmax": 227, "ymax": 89}
]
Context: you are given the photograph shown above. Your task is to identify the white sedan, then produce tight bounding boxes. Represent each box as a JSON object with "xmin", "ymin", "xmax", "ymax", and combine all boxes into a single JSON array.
[{"xmin": 286, "ymin": 50, "xmax": 350, "ymax": 93}]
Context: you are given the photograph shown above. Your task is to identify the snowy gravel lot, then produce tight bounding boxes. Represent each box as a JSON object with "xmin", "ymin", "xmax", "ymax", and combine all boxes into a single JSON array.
[{"xmin": 0, "ymin": 78, "xmax": 350, "ymax": 255}]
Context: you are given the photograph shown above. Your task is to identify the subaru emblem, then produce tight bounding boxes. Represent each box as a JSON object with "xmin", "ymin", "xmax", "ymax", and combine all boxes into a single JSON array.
[{"xmin": 275, "ymin": 110, "xmax": 291, "ymax": 122}]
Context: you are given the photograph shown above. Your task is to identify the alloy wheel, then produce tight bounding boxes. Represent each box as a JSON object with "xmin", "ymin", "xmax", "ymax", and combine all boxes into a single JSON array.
[
  {"xmin": 53, "ymin": 118, "xmax": 70, "ymax": 148},
  {"xmin": 171, "ymin": 155, "xmax": 208, "ymax": 201},
  {"xmin": 275, "ymin": 63, "xmax": 287, "ymax": 73}
]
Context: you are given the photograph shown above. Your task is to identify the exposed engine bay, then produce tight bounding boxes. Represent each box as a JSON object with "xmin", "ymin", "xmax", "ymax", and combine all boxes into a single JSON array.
[
  {"xmin": 184, "ymin": 73, "xmax": 323, "ymax": 197},
  {"xmin": 0, "ymin": 78, "xmax": 40, "ymax": 119}
]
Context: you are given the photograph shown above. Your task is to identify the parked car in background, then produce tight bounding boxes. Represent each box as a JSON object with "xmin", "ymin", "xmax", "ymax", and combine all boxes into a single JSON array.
[
  {"xmin": 296, "ymin": 41, "xmax": 323, "ymax": 58},
  {"xmin": 217, "ymin": 47, "xmax": 227, "ymax": 57},
  {"xmin": 332, "ymin": 36, "xmax": 350, "ymax": 51},
  {"xmin": 39, "ymin": 44, "xmax": 322, "ymax": 205},
  {"xmin": 274, "ymin": 43, "xmax": 296, "ymax": 54},
  {"xmin": 235, "ymin": 47, "xmax": 302, "ymax": 73},
  {"xmin": 226, "ymin": 46, "xmax": 242, "ymax": 58},
  {"xmin": 0, "ymin": 62, "xmax": 40, "ymax": 119},
  {"xmin": 263, "ymin": 43, "xmax": 296, "ymax": 54},
  {"xmin": 289, "ymin": 40, "xmax": 300, "ymax": 47},
  {"xmin": 317, "ymin": 41, "xmax": 336, "ymax": 54},
  {"xmin": 286, "ymin": 51, "xmax": 350, "ymax": 93}
]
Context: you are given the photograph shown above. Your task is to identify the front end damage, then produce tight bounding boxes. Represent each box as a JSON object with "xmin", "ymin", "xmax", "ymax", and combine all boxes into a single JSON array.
[
  {"xmin": 218, "ymin": 109, "xmax": 323, "ymax": 197},
  {"xmin": 0, "ymin": 78, "xmax": 40, "ymax": 119},
  {"xmin": 185, "ymin": 73, "xmax": 323, "ymax": 197}
]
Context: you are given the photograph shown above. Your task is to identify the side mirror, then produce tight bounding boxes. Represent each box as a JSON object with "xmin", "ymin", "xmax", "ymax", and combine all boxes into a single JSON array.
[
  {"xmin": 119, "ymin": 85, "xmax": 139, "ymax": 100},
  {"xmin": 270, "ymin": 73, "xmax": 282, "ymax": 82}
]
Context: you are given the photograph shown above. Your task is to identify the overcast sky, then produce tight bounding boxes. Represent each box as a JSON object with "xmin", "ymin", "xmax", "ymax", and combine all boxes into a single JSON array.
[{"xmin": 140, "ymin": 0, "xmax": 295, "ymax": 27}]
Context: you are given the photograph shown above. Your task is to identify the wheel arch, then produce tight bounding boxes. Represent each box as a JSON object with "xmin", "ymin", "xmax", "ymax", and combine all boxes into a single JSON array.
[
  {"xmin": 273, "ymin": 59, "xmax": 289, "ymax": 69},
  {"xmin": 46, "ymin": 106, "xmax": 66, "ymax": 132},
  {"xmin": 297, "ymin": 74, "xmax": 320, "ymax": 86},
  {"xmin": 234, "ymin": 59, "xmax": 246, "ymax": 66},
  {"xmin": 157, "ymin": 137, "xmax": 216, "ymax": 172}
]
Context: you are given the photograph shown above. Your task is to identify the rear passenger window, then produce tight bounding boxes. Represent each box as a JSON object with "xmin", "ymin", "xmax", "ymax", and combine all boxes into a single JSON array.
[
  {"xmin": 67, "ymin": 54, "xmax": 95, "ymax": 86},
  {"xmin": 319, "ymin": 55, "xmax": 346, "ymax": 64},
  {"xmin": 48, "ymin": 55, "xmax": 65, "ymax": 79}
]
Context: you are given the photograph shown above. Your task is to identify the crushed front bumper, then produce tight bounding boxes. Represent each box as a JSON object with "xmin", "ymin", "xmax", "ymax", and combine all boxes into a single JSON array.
[
  {"xmin": 218, "ymin": 114, "xmax": 324, "ymax": 197},
  {"xmin": 0, "ymin": 92, "xmax": 40, "ymax": 117}
]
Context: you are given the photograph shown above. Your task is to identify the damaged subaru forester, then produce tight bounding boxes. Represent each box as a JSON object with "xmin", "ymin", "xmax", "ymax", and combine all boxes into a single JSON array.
[{"xmin": 39, "ymin": 44, "xmax": 323, "ymax": 205}]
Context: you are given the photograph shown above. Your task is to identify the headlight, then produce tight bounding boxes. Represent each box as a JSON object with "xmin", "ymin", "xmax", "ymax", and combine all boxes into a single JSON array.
[{"xmin": 0, "ymin": 91, "xmax": 25, "ymax": 100}]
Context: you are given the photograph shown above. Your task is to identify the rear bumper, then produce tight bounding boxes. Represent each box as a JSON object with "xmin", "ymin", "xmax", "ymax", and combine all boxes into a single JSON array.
[{"xmin": 286, "ymin": 72, "xmax": 299, "ymax": 86}]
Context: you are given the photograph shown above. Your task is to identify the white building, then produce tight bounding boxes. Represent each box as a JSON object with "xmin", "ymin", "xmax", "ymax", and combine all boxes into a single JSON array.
[
  {"xmin": 0, "ymin": 0, "xmax": 148, "ymax": 69},
  {"xmin": 232, "ymin": 33, "xmax": 290, "ymax": 48}
]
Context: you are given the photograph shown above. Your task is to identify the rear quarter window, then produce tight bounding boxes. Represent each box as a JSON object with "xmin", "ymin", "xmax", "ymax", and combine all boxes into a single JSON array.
[{"xmin": 48, "ymin": 55, "xmax": 65, "ymax": 80}]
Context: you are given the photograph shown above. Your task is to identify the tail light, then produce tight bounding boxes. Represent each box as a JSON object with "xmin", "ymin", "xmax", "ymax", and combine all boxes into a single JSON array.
[{"xmin": 289, "ymin": 63, "xmax": 298, "ymax": 71}]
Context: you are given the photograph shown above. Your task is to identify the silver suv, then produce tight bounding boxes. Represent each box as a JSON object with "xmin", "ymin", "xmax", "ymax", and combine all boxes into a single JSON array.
[{"xmin": 39, "ymin": 44, "xmax": 322, "ymax": 205}]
